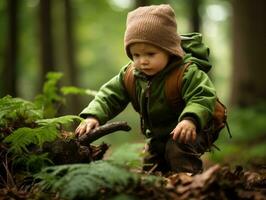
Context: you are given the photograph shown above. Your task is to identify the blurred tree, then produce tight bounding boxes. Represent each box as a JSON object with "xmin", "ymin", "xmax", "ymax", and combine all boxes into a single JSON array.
[
  {"xmin": 63, "ymin": 0, "xmax": 80, "ymax": 114},
  {"xmin": 39, "ymin": 0, "xmax": 55, "ymax": 91},
  {"xmin": 189, "ymin": 0, "xmax": 201, "ymax": 32},
  {"xmin": 1, "ymin": 0, "xmax": 19, "ymax": 97},
  {"xmin": 64, "ymin": 0, "xmax": 77, "ymax": 88},
  {"xmin": 231, "ymin": 0, "xmax": 266, "ymax": 107}
]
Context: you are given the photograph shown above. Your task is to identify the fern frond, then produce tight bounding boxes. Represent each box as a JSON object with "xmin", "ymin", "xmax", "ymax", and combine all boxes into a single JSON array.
[
  {"xmin": 43, "ymin": 72, "xmax": 63, "ymax": 102},
  {"xmin": 4, "ymin": 125, "xmax": 58, "ymax": 154},
  {"xmin": 36, "ymin": 115, "xmax": 82, "ymax": 127},
  {"xmin": 34, "ymin": 72, "xmax": 65, "ymax": 118},
  {"xmin": 61, "ymin": 86, "xmax": 97, "ymax": 97},
  {"xmin": 36, "ymin": 161, "xmax": 139, "ymax": 199},
  {"xmin": 108, "ymin": 143, "xmax": 145, "ymax": 169},
  {"xmin": 13, "ymin": 153, "xmax": 53, "ymax": 173},
  {"xmin": 0, "ymin": 95, "xmax": 43, "ymax": 126}
]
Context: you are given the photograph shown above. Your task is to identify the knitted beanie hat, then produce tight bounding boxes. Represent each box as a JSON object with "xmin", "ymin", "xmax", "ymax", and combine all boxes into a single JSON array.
[{"xmin": 124, "ymin": 4, "xmax": 184, "ymax": 60}]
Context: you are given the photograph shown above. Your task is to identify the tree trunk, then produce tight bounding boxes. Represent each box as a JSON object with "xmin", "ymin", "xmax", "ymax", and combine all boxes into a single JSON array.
[
  {"xmin": 63, "ymin": 0, "xmax": 80, "ymax": 114},
  {"xmin": 231, "ymin": 0, "xmax": 266, "ymax": 107},
  {"xmin": 64, "ymin": 0, "xmax": 77, "ymax": 87},
  {"xmin": 189, "ymin": 0, "xmax": 201, "ymax": 32},
  {"xmin": 2, "ymin": 0, "xmax": 18, "ymax": 97},
  {"xmin": 39, "ymin": 0, "xmax": 55, "ymax": 91}
]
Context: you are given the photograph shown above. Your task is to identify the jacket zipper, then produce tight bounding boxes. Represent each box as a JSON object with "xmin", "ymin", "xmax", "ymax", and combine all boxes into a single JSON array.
[
  {"xmin": 145, "ymin": 80, "xmax": 152, "ymax": 98},
  {"xmin": 143, "ymin": 80, "xmax": 152, "ymax": 135}
]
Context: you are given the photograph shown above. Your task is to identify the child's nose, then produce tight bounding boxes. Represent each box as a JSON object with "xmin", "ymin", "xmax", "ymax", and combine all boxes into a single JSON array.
[{"xmin": 140, "ymin": 56, "xmax": 148, "ymax": 65}]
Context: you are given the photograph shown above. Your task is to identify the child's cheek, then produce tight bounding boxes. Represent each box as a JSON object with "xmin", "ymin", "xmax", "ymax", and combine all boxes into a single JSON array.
[{"xmin": 133, "ymin": 62, "xmax": 140, "ymax": 69}]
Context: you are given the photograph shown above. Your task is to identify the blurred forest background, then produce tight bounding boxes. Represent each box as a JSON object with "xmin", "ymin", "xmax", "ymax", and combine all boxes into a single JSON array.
[{"xmin": 0, "ymin": 0, "xmax": 265, "ymax": 166}]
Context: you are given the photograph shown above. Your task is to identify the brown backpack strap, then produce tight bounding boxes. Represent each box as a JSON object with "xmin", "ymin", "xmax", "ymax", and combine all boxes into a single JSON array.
[
  {"xmin": 124, "ymin": 62, "xmax": 191, "ymax": 113},
  {"xmin": 123, "ymin": 64, "xmax": 140, "ymax": 112},
  {"xmin": 165, "ymin": 62, "xmax": 192, "ymax": 112}
]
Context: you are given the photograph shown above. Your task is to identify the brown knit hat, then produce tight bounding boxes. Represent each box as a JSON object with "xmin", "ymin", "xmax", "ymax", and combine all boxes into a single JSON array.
[{"xmin": 124, "ymin": 4, "xmax": 184, "ymax": 60}]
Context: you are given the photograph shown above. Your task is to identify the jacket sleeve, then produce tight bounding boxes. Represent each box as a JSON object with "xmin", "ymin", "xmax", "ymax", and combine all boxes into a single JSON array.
[
  {"xmin": 79, "ymin": 65, "xmax": 131, "ymax": 125},
  {"xmin": 179, "ymin": 64, "xmax": 216, "ymax": 130}
]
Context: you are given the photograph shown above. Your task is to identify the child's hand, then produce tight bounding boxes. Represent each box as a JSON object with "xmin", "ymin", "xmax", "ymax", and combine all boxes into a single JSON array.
[
  {"xmin": 171, "ymin": 119, "xmax": 197, "ymax": 144},
  {"xmin": 75, "ymin": 117, "xmax": 99, "ymax": 137}
]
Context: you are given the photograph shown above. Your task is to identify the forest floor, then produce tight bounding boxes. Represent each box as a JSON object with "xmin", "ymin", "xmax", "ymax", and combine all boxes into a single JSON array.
[
  {"xmin": 1, "ymin": 124, "xmax": 265, "ymax": 200},
  {"xmin": 131, "ymin": 162, "xmax": 266, "ymax": 200},
  {"xmin": 1, "ymin": 148, "xmax": 265, "ymax": 200}
]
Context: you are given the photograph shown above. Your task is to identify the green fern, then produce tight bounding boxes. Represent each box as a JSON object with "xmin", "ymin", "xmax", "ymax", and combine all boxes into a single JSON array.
[
  {"xmin": 35, "ymin": 143, "xmax": 163, "ymax": 199},
  {"xmin": 34, "ymin": 72, "xmax": 65, "ymax": 118},
  {"xmin": 36, "ymin": 161, "xmax": 139, "ymax": 199},
  {"xmin": 42, "ymin": 72, "xmax": 63, "ymax": 102},
  {"xmin": 61, "ymin": 86, "xmax": 97, "ymax": 97},
  {"xmin": 0, "ymin": 95, "xmax": 43, "ymax": 127},
  {"xmin": 13, "ymin": 153, "xmax": 53, "ymax": 173},
  {"xmin": 108, "ymin": 143, "xmax": 144, "ymax": 169},
  {"xmin": 36, "ymin": 115, "xmax": 82, "ymax": 128},
  {"xmin": 3, "ymin": 125, "xmax": 58, "ymax": 154}
]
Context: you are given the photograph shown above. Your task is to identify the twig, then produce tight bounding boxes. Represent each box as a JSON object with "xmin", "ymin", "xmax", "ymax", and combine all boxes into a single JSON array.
[{"xmin": 78, "ymin": 121, "xmax": 131, "ymax": 146}]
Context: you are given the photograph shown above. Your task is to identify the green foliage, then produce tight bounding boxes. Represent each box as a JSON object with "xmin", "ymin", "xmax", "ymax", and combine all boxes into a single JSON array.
[
  {"xmin": 108, "ymin": 143, "xmax": 144, "ymax": 169},
  {"xmin": 13, "ymin": 153, "xmax": 53, "ymax": 173},
  {"xmin": 208, "ymin": 104, "xmax": 266, "ymax": 165},
  {"xmin": 228, "ymin": 104, "xmax": 266, "ymax": 141},
  {"xmin": 3, "ymin": 114, "xmax": 82, "ymax": 172},
  {"xmin": 1, "ymin": 89, "xmax": 82, "ymax": 173},
  {"xmin": 0, "ymin": 70, "xmax": 162, "ymax": 199},
  {"xmin": 4, "ymin": 125, "xmax": 58, "ymax": 154},
  {"xmin": 61, "ymin": 86, "xmax": 97, "ymax": 97},
  {"xmin": 0, "ymin": 70, "xmax": 90, "ymax": 176},
  {"xmin": 36, "ymin": 161, "xmax": 139, "ymax": 199},
  {"xmin": 34, "ymin": 72, "xmax": 65, "ymax": 118},
  {"xmin": 36, "ymin": 115, "xmax": 82, "ymax": 128},
  {"xmin": 0, "ymin": 95, "xmax": 42, "ymax": 128},
  {"xmin": 35, "ymin": 143, "xmax": 162, "ymax": 199}
]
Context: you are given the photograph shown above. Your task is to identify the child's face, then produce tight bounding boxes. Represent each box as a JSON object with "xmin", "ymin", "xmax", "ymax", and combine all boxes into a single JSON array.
[{"xmin": 129, "ymin": 43, "xmax": 170, "ymax": 76}]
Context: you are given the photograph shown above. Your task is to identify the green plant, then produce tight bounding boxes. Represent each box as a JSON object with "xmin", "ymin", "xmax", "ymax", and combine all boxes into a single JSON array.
[
  {"xmin": 0, "ymin": 95, "xmax": 42, "ymax": 131},
  {"xmin": 4, "ymin": 125, "xmax": 58, "ymax": 154},
  {"xmin": 0, "ymin": 72, "xmax": 164, "ymax": 200},
  {"xmin": 35, "ymin": 159, "xmax": 162, "ymax": 200},
  {"xmin": 0, "ymin": 72, "xmax": 88, "ymax": 173},
  {"xmin": 208, "ymin": 104, "xmax": 266, "ymax": 165},
  {"xmin": 34, "ymin": 72, "xmax": 65, "ymax": 118},
  {"xmin": 108, "ymin": 143, "xmax": 144, "ymax": 169},
  {"xmin": 3, "ymin": 115, "xmax": 81, "ymax": 172},
  {"xmin": 34, "ymin": 72, "xmax": 97, "ymax": 118},
  {"xmin": 61, "ymin": 86, "xmax": 97, "ymax": 96},
  {"xmin": 36, "ymin": 161, "xmax": 139, "ymax": 199}
]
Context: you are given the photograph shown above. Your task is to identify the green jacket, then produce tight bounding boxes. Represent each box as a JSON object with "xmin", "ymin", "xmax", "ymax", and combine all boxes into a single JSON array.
[{"xmin": 80, "ymin": 33, "xmax": 216, "ymax": 139}]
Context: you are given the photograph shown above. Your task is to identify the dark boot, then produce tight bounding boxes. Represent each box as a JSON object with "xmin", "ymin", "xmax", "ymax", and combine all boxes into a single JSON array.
[
  {"xmin": 142, "ymin": 138, "xmax": 170, "ymax": 173},
  {"xmin": 164, "ymin": 138, "xmax": 203, "ymax": 174}
]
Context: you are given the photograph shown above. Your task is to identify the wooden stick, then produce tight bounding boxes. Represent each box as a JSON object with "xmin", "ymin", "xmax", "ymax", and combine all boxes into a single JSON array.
[{"xmin": 78, "ymin": 121, "xmax": 131, "ymax": 146}]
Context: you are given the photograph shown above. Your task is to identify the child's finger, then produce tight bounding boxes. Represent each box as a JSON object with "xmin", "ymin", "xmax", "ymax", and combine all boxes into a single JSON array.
[
  {"xmin": 85, "ymin": 124, "xmax": 93, "ymax": 134},
  {"xmin": 191, "ymin": 130, "xmax": 196, "ymax": 142},
  {"xmin": 184, "ymin": 130, "xmax": 192, "ymax": 144},
  {"xmin": 77, "ymin": 126, "xmax": 87, "ymax": 136},
  {"xmin": 172, "ymin": 126, "xmax": 181, "ymax": 141},
  {"xmin": 179, "ymin": 129, "xmax": 186, "ymax": 143},
  {"xmin": 75, "ymin": 124, "xmax": 84, "ymax": 135}
]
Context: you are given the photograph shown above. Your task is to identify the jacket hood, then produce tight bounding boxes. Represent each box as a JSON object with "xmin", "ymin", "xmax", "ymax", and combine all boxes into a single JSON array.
[
  {"xmin": 132, "ymin": 32, "xmax": 211, "ymax": 79},
  {"xmin": 181, "ymin": 32, "xmax": 212, "ymax": 73}
]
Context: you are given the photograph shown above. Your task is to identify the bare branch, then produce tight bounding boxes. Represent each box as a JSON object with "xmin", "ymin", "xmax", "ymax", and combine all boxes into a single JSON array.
[{"xmin": 78, "ymin": 121, "xmax": 131, "ymax": 145}]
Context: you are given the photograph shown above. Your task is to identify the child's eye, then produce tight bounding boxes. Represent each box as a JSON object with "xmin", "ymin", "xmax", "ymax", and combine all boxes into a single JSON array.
[
  {"xmin": 147, "ymin": 52, "xmax": 155, "ymax": 56},
  {"xmin": 132, "ymin": 54, "xmax": 140, "ymax": 58}
]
